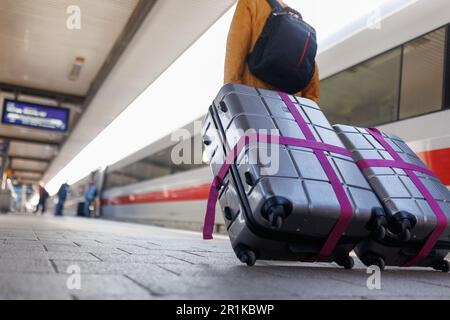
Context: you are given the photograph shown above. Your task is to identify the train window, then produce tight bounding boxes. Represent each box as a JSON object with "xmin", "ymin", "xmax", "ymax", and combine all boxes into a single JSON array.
[
  {"xmin": 399, "ymin": 28, "xmax": 446, "ymax": 119},
  {"xmin": 320, "ymin": 48, "xmax": 402, "ymax": 127},
  {"xmin": 104, "ymin": 136, "xmax": 206, "ymax": 190},
  {"xmin": 105, "ymin": 161, "xmax": 171, "ymax": 190}
]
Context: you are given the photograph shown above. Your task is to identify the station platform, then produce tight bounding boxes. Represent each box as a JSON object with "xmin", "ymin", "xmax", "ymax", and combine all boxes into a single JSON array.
[{"xmin": 0, "ymin": 214, "xmax": 449, "ymax": 300}]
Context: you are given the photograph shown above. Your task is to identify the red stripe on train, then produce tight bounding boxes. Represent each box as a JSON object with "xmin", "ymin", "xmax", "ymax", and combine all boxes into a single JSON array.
[
  {"xmin": 101, "ymin": 147, "xmax": 450, "ymax": 207},
  {"xmin": 101, "ymin": 183, "xmax": 211, "ymax": 206},
  {"xmin": 417, "ymin": 147, "xmax": 450, "ymax": 186}
]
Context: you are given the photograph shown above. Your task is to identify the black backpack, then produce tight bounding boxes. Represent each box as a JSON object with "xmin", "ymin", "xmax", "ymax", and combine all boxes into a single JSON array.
[{"xmin": 247, "ymin": 0, "xmax": 318, "ymax": 94}]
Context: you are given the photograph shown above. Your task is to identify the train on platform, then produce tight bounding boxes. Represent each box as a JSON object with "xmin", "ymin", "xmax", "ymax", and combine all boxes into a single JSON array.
[
  {"xmin": 61, "ymin": 3, "xmax": 450, "ymax": 231},
  {"xmin": 60, "ymin": 123, "xmax": 218, "ymax": 231}
]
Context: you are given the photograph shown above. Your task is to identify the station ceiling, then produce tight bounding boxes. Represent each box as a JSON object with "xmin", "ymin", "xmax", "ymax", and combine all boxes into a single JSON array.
[
  {"xmin": 0, "ymin": 0, "xmax": 156, "ymax": 184},
  {"xmin": 41, "ymin": 0, "xmax": 235, "ymax": 184}
]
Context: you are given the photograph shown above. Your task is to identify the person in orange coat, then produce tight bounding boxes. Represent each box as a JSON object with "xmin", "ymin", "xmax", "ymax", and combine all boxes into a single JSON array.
[{"xmin": 224, "ymin": 0, "xmax": 320, "ymax": 104}]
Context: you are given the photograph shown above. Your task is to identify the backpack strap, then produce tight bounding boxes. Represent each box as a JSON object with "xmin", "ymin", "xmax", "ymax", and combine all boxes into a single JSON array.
[
  {"xmin": 267, "ymin": 0, "xmax": 283, "ymax": 10},
  {"xmin": 267, "ymin": 0, "xmax": 303, "ymax": 19}
]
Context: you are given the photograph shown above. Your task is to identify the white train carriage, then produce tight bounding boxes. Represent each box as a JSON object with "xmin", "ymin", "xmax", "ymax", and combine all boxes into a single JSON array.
[
  {"xmin": 317, "ymin": 0, "xmax": 450, "ymax": 187},
  {"xmin": 68, "ymin": 0, "xmax": 450, "ymax": 230},
  {"xmin": 99, "ymin": 121, "xmax": 222, "ymax": 231}
]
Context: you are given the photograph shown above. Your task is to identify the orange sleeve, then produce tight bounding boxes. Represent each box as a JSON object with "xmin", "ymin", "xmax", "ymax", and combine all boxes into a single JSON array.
[
  {"xmin": 300, "ymin": 62, "xmax": 321, "ymax": 104},
  {"xmin": 224, "ymin": 0, "xmax": 252, "ymax": 85}
]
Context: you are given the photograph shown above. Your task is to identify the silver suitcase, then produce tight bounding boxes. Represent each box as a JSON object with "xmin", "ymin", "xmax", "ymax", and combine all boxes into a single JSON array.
[
  {"xmin": 335, "ymin": 125, "xmax": 450, "ymax": 272},
  {"xmin": 202, "ymin": 84, "xmax": 387, "ymax": 267}
]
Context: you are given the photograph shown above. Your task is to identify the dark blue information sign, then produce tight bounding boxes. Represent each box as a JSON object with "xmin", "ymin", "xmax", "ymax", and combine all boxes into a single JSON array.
[{"xmin": 2, "ymin": 99, "xmax": 70, "ymax": 133}]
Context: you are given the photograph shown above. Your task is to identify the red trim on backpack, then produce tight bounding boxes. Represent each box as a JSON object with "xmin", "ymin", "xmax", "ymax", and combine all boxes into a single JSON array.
[{"xmin": 298, "ymin": 32, "xmax": 311, "ymax": 66}]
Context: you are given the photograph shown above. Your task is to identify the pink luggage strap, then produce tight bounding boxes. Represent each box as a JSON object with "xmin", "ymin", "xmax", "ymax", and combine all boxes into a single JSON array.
[
  {"xmin": 357, "ymin": 159, "xmax": 437, "ymax": 178},
  {"xmin": 357, "ymin": 128, "xmax": 448, "ymax": 266},
  {"xmin": 204, "ymin": 92, "xmax": 354, "ymax": 261},
  {"xmin": 279, "ymin": 93, "xmax": 353, "ymax": 260}
]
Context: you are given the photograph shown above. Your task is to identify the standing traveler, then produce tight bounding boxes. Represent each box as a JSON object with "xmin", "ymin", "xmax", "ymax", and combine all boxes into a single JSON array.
[
  {"xmin": 55, "ymin": 182, "xmax": 69, "ymax": 216},
  {"xmin": 83, "ymin": 181, "xmax": 97, "ymax": 217},
  {"xmin": 34, "ymin": 184, "xmax": 49, "ymax": 214},
  {"xmin": 225, "ymin": 0, "xmax": 320, "ymax": 103}
]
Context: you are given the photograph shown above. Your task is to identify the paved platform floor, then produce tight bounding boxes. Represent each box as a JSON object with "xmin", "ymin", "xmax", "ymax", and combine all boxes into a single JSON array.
[{"xmin": 0, "ymin": 214, "xmax": 449, "ymax": 300}]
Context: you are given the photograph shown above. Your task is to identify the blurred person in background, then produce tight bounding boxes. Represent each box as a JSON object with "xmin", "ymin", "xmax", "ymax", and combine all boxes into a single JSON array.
[
  {"xmin": 83, "ymin": 181, "xmax": 97, "ymax": 217},
  {"xmin": 55, "ymin": 182, "xmax": 69, "ymax": 216},
  {"xmin": 34, "ymin": 183, "xmax": 49, "ymax": 214}
]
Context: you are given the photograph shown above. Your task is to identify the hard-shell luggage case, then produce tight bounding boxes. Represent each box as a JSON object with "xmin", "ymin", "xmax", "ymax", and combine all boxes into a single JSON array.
[
  {"xmin": 334, "ymin": 125, "xmax": 450, "ymax": 272},
  {"xmin": 202, "ymin": 84, "xmax": 388, "ymax": 267}
]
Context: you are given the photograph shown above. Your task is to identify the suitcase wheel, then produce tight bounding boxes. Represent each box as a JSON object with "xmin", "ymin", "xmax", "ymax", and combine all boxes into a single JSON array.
[
  {"xmin": 389, "ymin": 211, "xmax": 417, "ymax": 242},
  {"xmin": 335, "ymin": 255, "xmax": 355, "ymax": 270},
  {"xmin": 361, "ymin": 254, "xmax": 386, "ymax": 271},
  {"xmin": 398, "ymin": 226, "xmax": 411, "ymax": 242},
  {"xmin": 262, "ymin": 197, "xmax": 293, "ymax": 231},
  {"xmin": 392, "ymin": 219, "xmax": 412, "ymax": 242},
  {"xmin": 238, "ymin": 250, "xmax": 257, "ymax": 267},
  {"xmin": 269, "ymin": 209, "xmax": 284, "ymax": 230},
  {"xmin": 432, "ymin": 260, "xmax": 450, "ymax": 273},
  {"xmin": 367, "ymin": 208, "xmax": 388, "ymax": 240},
  {"xmin": 373, "ymin": 225, "xmax": 387, "ymax": 241}
]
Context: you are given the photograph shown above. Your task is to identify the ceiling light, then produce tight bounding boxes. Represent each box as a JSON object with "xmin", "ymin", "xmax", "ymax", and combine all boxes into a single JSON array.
[{"xmin": 68, "ymin": 57, "xmax": 85, "ymax": 81}]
